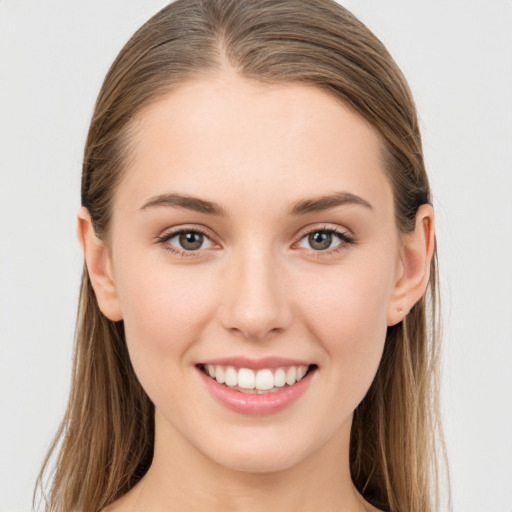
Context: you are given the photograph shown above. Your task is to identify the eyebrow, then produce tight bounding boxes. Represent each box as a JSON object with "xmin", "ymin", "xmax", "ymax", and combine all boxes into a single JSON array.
[
  {"xmin": 139, "ymin": 190, "xmax": 372, "ymax": 216},
  {"xmin": 140, "ymin": 193, "xmax": 227, "ymax": 215},
  {"xmin": 288, "ymin": 191, "xmax": 373, "ymax": 215}
]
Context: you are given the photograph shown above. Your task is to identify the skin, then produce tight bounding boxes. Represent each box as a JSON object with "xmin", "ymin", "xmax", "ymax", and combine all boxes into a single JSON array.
[{"xmin": 79, "ymin": 71, "xmax": 434, "ymax": 512}]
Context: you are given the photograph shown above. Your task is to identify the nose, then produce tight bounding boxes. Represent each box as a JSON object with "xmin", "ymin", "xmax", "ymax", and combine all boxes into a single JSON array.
[{"xmin": 218, "ymin": 247, "xmax": 292, "ymax": 341}]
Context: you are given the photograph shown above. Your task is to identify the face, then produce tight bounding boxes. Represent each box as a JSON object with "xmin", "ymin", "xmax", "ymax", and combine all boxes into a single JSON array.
[{"xmin": 105, "ymin": 74, "xmax": 404, "ymax": 473}]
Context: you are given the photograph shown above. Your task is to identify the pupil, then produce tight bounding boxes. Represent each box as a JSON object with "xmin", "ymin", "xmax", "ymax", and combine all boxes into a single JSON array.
[
  {"xmin": 179, "ymin": 232, "xmax": 203, "ymax": 250},
  {"xmin": 309, "ymin": 231, "xmax": 332, "ymax": 250}
]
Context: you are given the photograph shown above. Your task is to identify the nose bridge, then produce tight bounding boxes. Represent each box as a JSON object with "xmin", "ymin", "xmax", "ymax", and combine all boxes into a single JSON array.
[{"xmin": 220, "ymin": 241, "xmax": 291, "ymax": 339}]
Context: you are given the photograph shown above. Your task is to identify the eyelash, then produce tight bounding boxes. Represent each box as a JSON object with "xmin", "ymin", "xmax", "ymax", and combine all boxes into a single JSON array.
[
  {"xmin": 295, "ymin": 226, "xmax": 356, "ymax": 257},
  {"xmin": 156, "ymin": 225, "xmax": 356, "ymax": 258},
  {"xmin": 156, "ymin": 227, "xmax": 214, "ymax": 258}
]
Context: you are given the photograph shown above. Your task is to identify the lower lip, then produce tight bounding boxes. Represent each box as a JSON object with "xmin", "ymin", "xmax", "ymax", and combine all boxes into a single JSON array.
[{"xmin": 198, "ymin": 367, "xmax": 315, "ymax": 416}]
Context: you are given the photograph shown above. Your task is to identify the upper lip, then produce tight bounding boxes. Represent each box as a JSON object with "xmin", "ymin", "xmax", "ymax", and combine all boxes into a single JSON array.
[{"xmin": 197, "ymin": 356, "xmax": 313, "ymax": 370}]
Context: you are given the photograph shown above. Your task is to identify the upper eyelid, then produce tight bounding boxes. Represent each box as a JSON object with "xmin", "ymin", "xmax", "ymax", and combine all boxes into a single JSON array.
[
  {"xmin": 294, "ymin": 223, "xmax": 353, "ymax": 240},
  {"xmin": 158, "ymin": 225, "xmax": 215, "ymax": 240}
]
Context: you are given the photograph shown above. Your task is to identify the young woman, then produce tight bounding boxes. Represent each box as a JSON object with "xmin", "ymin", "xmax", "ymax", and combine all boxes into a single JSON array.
[{"xmin": 36, "ymin": 1, "xmax": 447, "ymax": 511}]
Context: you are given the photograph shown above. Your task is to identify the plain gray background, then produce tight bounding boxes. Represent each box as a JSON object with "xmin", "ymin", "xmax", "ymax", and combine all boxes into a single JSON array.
[{"xmin": 1, "ymin": 1, "xmax": 511, "ymax": 511}]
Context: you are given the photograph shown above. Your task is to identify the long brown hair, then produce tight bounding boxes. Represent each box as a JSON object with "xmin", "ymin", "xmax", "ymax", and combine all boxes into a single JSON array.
[{"xmin": 35, "ymin": 1, "xmax": 448, "ymax": 510}]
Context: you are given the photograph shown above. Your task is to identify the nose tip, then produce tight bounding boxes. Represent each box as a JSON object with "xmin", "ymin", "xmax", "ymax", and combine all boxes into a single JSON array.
[
  {"xmin": 226, "ymin": 319, "xmax": 284, "ymax": 341},
  {"xmin": 220, "ymin": 285, "xmax": 290, "ymax": 340},
  {"xmin": 218, "ymin": 253, "xmax": 292, "ymax": 341}
]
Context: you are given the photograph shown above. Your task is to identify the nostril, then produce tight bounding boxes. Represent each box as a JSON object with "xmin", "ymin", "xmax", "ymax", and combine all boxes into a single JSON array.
[{"xmin": 227, "ymin": 325, "xmax": 284, "ymax": 341}]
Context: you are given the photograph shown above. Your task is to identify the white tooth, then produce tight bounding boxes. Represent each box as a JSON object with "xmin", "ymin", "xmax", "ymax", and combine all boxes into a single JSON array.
[
  {"xmin": 237, "ymin": 368, "xmax": 256, "ymax": 389},
  {"xmin": 285, "ymin": 366, "xmax": 297, "ymax": 385},
  {"xmin": 215, "ymin": 366, "xmax": 225, "ymax": 384},
  {"xmin": 274, "ymin": 368, "xmax": 286, "ymax": 387},
  {"xmin": 207, "ymin": 365, "xmax": 216, "ymax": 378},
  {"xmin": 225, "ymin": 366, "xmax": 238, "ymax": 387},
  {"xmin": 255, "ymin": 369, "xmax": 274, "ymax": 390},
  {"xmin": 296, "ymin": 365, "xmax": 308, "ymax": 381}
]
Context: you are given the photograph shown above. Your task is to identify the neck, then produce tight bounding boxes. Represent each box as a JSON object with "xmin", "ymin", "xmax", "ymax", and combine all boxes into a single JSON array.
[{"xmin": 132, "ymin": 412, "xmax": 369, "ymax": 512}]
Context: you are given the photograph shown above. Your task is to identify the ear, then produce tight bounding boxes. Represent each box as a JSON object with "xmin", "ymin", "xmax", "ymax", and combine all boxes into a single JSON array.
[
  {"xmin": 77, "ymin": 207, "xmax": 123, "ymax": 321},
  {"xmin": 387, "ymin": 204, "xmax": 435, "ymax": 326}
]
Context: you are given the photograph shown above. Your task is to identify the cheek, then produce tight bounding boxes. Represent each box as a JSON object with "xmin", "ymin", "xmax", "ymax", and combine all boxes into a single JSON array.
[
  {"xmin": 300, "ymin": 260, "xmax": 392, "ymax": 332},
  {"xmin": 113, "ymin": 255, "xmax": 218, "ymax": 373},
  {"xmin": 297, "ymin": 257, "xmax": 394, "ymax": 386}
]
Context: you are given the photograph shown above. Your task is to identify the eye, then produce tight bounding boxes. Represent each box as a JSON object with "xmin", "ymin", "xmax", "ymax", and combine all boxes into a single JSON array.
[
  {"xmin": 296, "ymin": 228, "xmax": 354, "ymax": 252},
  {"xmin": 158, "ymin": 228, "xmax": 214, "ymax": 253},
  {"xmin": 306, "ymin": 231, "xmax": 336, "ymax": 251}
]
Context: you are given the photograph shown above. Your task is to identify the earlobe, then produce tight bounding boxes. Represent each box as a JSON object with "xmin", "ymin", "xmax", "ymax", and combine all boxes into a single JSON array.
[
  {"xmin": 387, "ymin": 204, "xmax": 435, "ymax": 326},
  {"xmin": 77, "ymin": 207, "xmax": 123, "ymax": 321}
]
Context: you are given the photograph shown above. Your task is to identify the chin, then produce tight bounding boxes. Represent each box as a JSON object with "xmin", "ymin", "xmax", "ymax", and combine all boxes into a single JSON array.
[
  {"xmin": 212, "ymin": 446, "xmax": 305, "ymax": 474},
  {"xmin": 199, "ymin": 424, "xmax": 331, "ymax": 475}
]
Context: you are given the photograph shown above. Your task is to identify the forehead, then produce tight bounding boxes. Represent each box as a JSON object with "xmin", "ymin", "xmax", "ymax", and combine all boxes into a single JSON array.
[{"xmin": 116, "ymin": 73, "xmax": 393, "ymax": 216}]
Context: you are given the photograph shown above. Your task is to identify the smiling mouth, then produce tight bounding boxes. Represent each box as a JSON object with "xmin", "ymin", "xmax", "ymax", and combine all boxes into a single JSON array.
[{"xmin": 198, "ymin": 364, "xmax": 318, "ymax": 394}]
